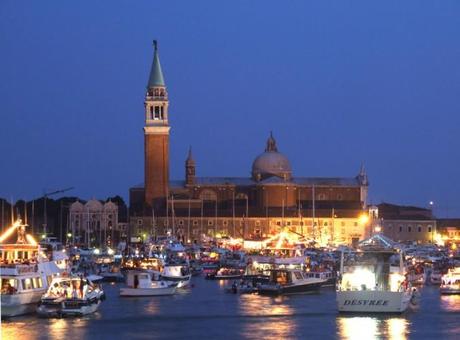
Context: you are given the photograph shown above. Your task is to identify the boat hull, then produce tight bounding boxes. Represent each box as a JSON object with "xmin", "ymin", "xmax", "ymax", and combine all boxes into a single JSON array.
[
  {"xmin": 61, "ymin": 301, "xmax": 101, "ymax": 316},
  {"xmin": 258, "ymin": 281, "xmax": 323, "ymax": 296},
  {"xmin": 336, "ymin": 290, "xmax": 412, "ymax": 313},
  {"xmin": 1, "ymin": 290, "xmax": 44, "ymax": 317},
  {"xmin": 120, "ymin": 286, "xmax": 176, "ymax": 296},
  {"xmin": 440, "ymin": 287, "xmax": 460, "ymax": 295}
]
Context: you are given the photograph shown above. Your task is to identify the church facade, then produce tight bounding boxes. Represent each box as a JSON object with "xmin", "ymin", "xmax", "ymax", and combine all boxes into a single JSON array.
[{"xmin": 129, "ymin": 42, "xmax": 371, "ymax": 246}]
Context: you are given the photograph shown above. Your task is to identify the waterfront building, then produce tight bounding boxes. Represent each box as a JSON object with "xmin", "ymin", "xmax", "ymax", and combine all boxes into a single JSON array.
[
  {"xmin": 129, "ymin": 42, "xmax": 370, "ymax": 245},
  {"xmin": 69, "ymin": 199, "xmax": 121, "ymax": 247},
  {"xmin": 436, "ymin": 219, "xmax": 460, "ymax": 243},
  {"xmin": 375, "ymin": 203, "xmax": 436, "ymax": 243}
]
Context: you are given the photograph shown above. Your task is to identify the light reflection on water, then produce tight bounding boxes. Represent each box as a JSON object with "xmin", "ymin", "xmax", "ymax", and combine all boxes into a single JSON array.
[
  {"xmin": 2, "ymin": 318, "xmax": 90, "ymax": 340},
  {"xmin": 440, "ymin": 294, "xmax": 460, "ymax": 311},
  {"xmin": 337, "ymin": 316, "xmax": 409, "ymax": 340},
  {"xmin": 238, "ymin": 294, "xmax": 296, "ymax": 338}
]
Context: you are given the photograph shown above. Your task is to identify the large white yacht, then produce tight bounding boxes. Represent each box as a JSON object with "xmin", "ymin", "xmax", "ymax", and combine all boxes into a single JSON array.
[
  {"xmin": 336, "ymin": 234, "xmax": 417, "ymax": 313},
  {"xmin": 1, "ymin": 219, "xmax": 62, "ymax": 317}
]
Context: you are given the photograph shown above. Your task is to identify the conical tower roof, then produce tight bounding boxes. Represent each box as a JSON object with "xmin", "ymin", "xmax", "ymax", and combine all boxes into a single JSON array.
[{"xmin": 147, "ymin": 40, "xmax": 165, "ymax": 88}]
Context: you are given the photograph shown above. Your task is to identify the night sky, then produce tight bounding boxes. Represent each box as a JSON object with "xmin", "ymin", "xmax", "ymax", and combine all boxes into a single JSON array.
[{"xmin": 1, "ymin": 1, "xmax": 459, "ymax": 216}]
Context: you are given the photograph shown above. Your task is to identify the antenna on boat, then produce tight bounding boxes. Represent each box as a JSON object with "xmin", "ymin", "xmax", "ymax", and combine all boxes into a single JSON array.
[
  {"xmin": 10, "ymin": 196, "xmax": 14, "ymax": 225},
  {"xmin": 24, "ymin": 200, "xmax": 28, "ymax": 225}
]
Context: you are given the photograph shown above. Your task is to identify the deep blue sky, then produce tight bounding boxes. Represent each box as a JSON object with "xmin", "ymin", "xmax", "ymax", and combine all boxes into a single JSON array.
[{"xmin": 1, "ymin": 1, "xmax": 459, "ymax": 216}]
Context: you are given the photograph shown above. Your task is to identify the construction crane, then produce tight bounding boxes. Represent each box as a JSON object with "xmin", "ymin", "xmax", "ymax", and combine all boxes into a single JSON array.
[{"xmin": 43, "ymin": 187, "xmax": 74, "ymax": 235}]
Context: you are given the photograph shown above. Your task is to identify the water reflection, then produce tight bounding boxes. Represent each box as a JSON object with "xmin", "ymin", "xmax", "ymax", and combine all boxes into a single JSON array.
[
  {"xmin": 2, "ymin": 317, "xmax": 89, "ymax": 340},
  {"xmin": 337, "ymin": 316, "xmax": 408, "ymax": 340},
  {"xmin": 239, "ymin": 295, "xmax": 296, "ymax": 338},
  {"xmin": 440, "ymin": 294, "xmax": 460, "ymax": 311},
  {"xmin": 387, "ymin": 318, "xmax": 408, "ymax": 340}
]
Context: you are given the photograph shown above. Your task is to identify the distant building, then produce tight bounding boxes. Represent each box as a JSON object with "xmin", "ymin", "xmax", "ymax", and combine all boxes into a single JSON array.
[
  {"xmin": 436, "ymin": 219, "xmax": 460, "ymax": 242},
  {"xmin": 129, "ymin": 42, "xmax": 370, "ymax": 245},
  {"xmin": 375, "ymin": 203, "xmax": 436, "ymax": 243},
  {"xmin": 69, "ymin": 199, "xmax": 120, "ymax": 247}
]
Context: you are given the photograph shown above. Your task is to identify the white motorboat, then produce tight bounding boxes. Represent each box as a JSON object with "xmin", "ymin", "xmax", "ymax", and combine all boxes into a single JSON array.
[
  {"xmin": 430, "ymin": 270, "xmax": 443, "ymax": 285},
  {"xmin": 336, "ymin": 235, "xmax": 417, "ymax": 313},
  {"xmin": 258, "ymin": 269, "xmax": 326, "ymax": 296},
  {"xmin": 1, "ymin": 219, "xmax": 62, "ymax": 317},
  {"xmin": 440, "ymin": 268, "xmax": 460, "ymax": 294},
  {"xmin": 99, "ymin": 263, "xmax": 124, "ymax": 282},
  {"xmin": 160, "ymin": 264, "xmax": 191, "ymax": 288},
  {"xmin": 120, "ymin": 271, "xmax": 177, "ymax": 296},
  {"xmin": 37, "ymin": 276, "xmax": 105, "ymax": 317}
]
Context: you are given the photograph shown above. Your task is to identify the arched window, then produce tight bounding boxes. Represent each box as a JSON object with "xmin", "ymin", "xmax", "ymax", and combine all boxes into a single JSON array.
[
  {"xmin": 317, "ymin": 193, "xmax": 327, "ymax": 200},
  {"xmin": 149, "ymin": 106, "xmax": 154, "ymax": 119}
]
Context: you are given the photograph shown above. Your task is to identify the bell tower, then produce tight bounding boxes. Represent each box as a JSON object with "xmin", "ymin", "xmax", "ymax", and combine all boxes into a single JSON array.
[
  {"xmin": 144, "ymin": 40, "xmax": 170, "ymax": 211},
  {"xmin": 185, "ymin": 146, "xmax": 196, "ymax": 185}
]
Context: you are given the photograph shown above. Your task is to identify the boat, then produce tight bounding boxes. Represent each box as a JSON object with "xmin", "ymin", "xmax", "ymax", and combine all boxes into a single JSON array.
[
  {"xmin": 336, "ymin": 234, "xmax": 417, "ymax": 313},
  {"xmin": 305, "ymin": 270, "xmax": 336, "ymax": 287},
  {"xmin": 98, "ymin": 263, "xmax": 124, "ymax": 282},
  {"xmin": 160, "ymin": 264, "xmax": 191, "ymax": 288},
  {"xmin": 206, "ymin": 267, "xmax": 244, "ymax": 280},
  {"xmin": 430, "ymin": 270, "xmax": 443, "ymax": 285},
  {"xmin": 224, "ymin": 279, "xmax": 257, "ymax": 294},
  {"xmin": 37, "ymin": 276, "xmax": 105, "ymax": 317},
  {"xmin": 120, "ymin": 271, "xmax": 177, "ymax": 296},
  {"xmin": 1, "ymin": 219, "xmax": 63, "ymax": 317},
  {"xmin": 440, "ymin": 268, "xmax": 460, "ymax": 294},
  {"xmin": 258, "ymin": 269, "xmax": 325, "ymax": 295}
]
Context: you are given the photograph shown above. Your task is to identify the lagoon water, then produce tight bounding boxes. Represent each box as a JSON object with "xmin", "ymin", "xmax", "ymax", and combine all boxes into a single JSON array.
[{"xmin": 2, "ymin": 277, "xmax": 460, "ymax": 339}]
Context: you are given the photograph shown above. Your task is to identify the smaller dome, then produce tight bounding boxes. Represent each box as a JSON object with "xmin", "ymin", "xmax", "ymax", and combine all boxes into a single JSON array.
[
  {"xmin": 251, "ymin": 132, "xmax": 292, "ymax": 181},
  {"xmin": 85, "ymin": 199, "xmax": 103, "ymax": 211},
  {"xmin": 104, "ymin": 201, "xmax": 118, "ymax": 211},
  {"xmin": 70, "ymin": 200, "xmax": 84, "ymax": 212}
]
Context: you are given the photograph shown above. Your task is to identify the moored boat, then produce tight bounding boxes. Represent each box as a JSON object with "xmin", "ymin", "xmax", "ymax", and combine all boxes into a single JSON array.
[
  {"xmin": 258, "ymin": 269, "xmax": 325, "ymax": 296},
  {"xmin": 37, "ymin": 276, "xmax": 105, "ymax": 317},
  {"xmin": 120, "ymin": 271, "xmax": 176, "ymax": 296},
  {"xmin": 336, "ymin": 234, "xmax": 417, "ymax": 313},
  {"xmin": 206, "ymin": 267, "xmax": 244, "ymax": 280},
  {"xmin": 1, "ymin": 219, "xmax": 62, "ymax": 317},
  {"xmin": 160, "ymin": 264, "xmax": 191, "ymax": 288},
  {"xmin": 440, "ymin": 268, "xmax": 460, "ymax": 294}
]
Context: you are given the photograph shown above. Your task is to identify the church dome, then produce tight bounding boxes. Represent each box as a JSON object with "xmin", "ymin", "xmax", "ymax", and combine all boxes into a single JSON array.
[{"xmin": 252, "ymin": 132, "xmax": 292, "ymax": 181}]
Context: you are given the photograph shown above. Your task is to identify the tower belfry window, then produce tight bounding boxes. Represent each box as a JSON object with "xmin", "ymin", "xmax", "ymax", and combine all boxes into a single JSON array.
[
  {"xmin": 154, "ymin": 106, "xmax": 160, "ymax": 119},
  {"xmin": 149, "ymin": 106, "xmax": 154, "ymax": 119},
  {"xmin": 160, "ymin": 106, "xmax": 164, "ymax": 119}
]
